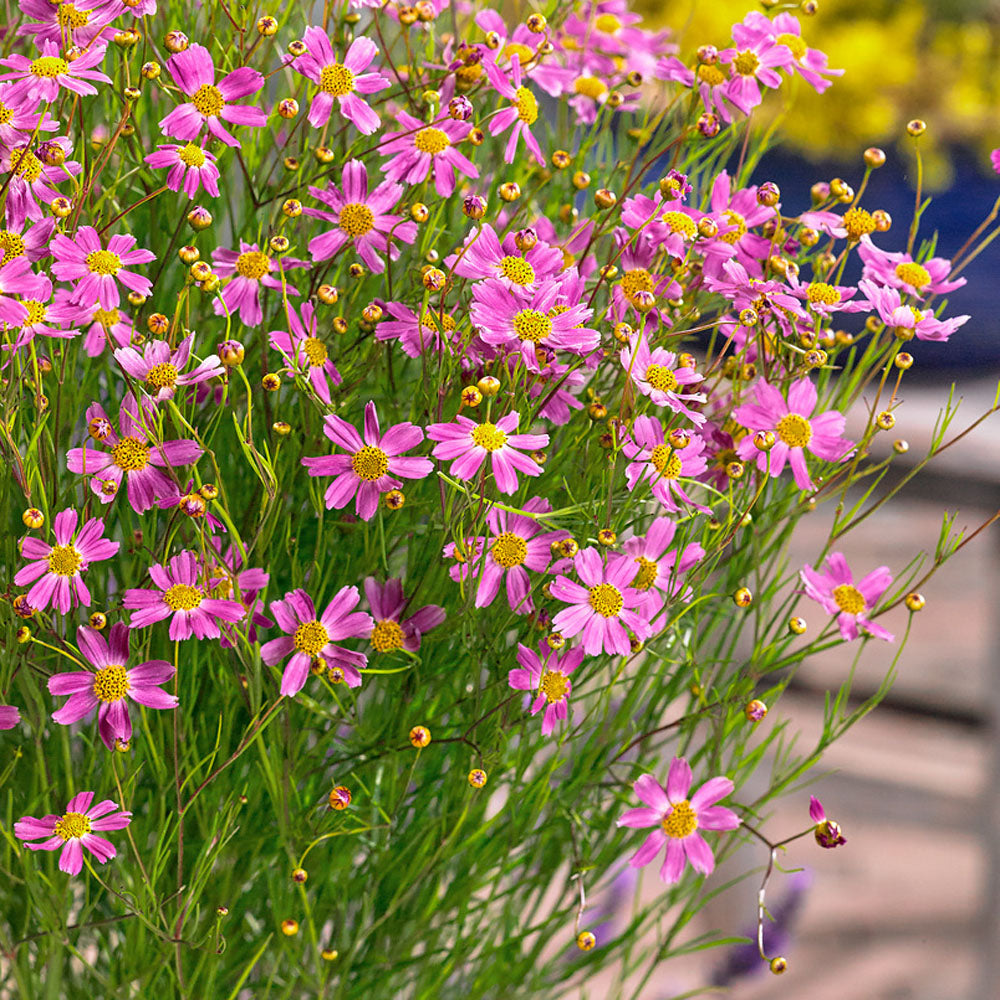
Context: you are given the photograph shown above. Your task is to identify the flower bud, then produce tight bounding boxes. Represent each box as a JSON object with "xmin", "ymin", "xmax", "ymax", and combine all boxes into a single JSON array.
[
  {"xmin": 328, "ymin": 785, "xmax": 351, "ymax": 810},
  {"xmin": 164, "ymin": 30, "xmax": 188, "ymax": 52},
  {"xmin": 422, "ymin": 268, "xmax": 446, "ymax": 292},
  {"xmin": 409, "ymin": 725, "xmax": 431, "ymax": 748},
  {"xmin": 281, "ymin": 919, "xmax": 299, "ymax": 936},
  {"xmin": 696, "ymin": 112, "xmax": 720, "ymax": 138},
  {"xmin": 757, "ymin": 181, "xmax": 780, "ymax": 207},
  {"xmin": 384, "ymin": 489, "xmax": 405, "ymax": 510},
  {"xmin": 291, "ymin": 867, "xmax": 307, "ymax": 883},
  {"xmin": 217, "ymin": 339, "xmax": 244, "ymax": 367},
  {"xmin": 448, "ymin": 95, "xmax": 473, "ymax": 120},
  {"xmin": 597, "ymin": 529, "xmax": 617, "ymax": 546},
  {"xmin": 905, "ymin": 591, "xmax": 925, "ymax": 611},
  {"xmin": 187, "ymin": 206, "xmax": 213, "ymax": 230},
  {"xmin": 277, "ymin": 98, "xmax": 298, "ymax": 119},
  {"xmin": 577, "ymin": 931, "xmax": 596, "ymax": 951},
  {"xmin": 468, "ymin": 768, "xmax": 488, "ymax": 788},
  {"xmin": 552, "ymin": 149, "xmax": 571, "ymax": 169},
  {"xmin": 498, "ymin": 181, "xmax": 521, "ymax": 202},
  {"xmin": 906, "ymin": 118, "xmax": 926, "ymax": 137},
  {"xmin": 463, "ymin": 195, "xmax": 487, "ymax": 220},
  {"xmin": 770, "ymin": 956, "xmax": 788, "ymax": 975},
  {"xmin": 744, "ymin": 699, "xmax": 768, "ymax": 722},
  {"xmin": 257, "ymin": 15, "xmax": 278, "ymax": 35},
  {"xmin": 733, "ymin": 587, "xmax": 752, "ymax": 607},
  {"xmin": 22, "ymin": 508, "xmax": 44, "ymax": 529}
]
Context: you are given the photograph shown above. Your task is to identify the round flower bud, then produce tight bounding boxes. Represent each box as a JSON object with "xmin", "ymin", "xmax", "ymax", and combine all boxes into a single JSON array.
[
  {"xmin": 733, "ymin": 587, "xmax": 753, "ymax": 608},
  {"xmin": 215, "ymin": 905, "xmax": 229, "ymax": 917},
  {"xmin": 141, "ymin": 60, "xmax": 161, "ymax": 80},
  {"xmin": 317, "ymin": 284, "xmax": 339, "ymax": 305},
  {"xmin": 552, "ymin": 149, "xmax": 571, "ymax": 169},
  {"xmin": 269, "ymin": 236, "xmax": 291, "ymax": 256},
  {"xmin": 287, "ymin": 39, "xmax": 307, "ymax": 57},
  {"xmin": 187, "ymin": 206, "xmax": 213, "ymax": 230},
  {"xmin": 559, "ymin": 538, "xmax": 579, "ymax": 558},
  {"xmin": 262, "ymin": 371, "xmax": 284, "ymax": 391},
  {"xmin": 291, "ymin": 868, "xmax": 308, "ymax": 883},
  {"xmin": 546, "ymin": 632, "xmax": 564, "ymax": 650},
  {"xmin": 468, "ymin": 768, "xmax": 488, "ymax": 788},
  {"xmin": 863, "ymin": 146, "xmax": 887, "ymax": 169},
  {"xmin": 89, "ymin": 612, "xmax": 107, "ymax": 630},
  {"xmin": 744, "ymin": 699, "xmax": 768, "ymax": 722},
  {"xmin": 805, "ymin": 349, "xmax": 828, "ymax": 368},
  {"xmin": 594, "ymin": 188, "xmax": 617, "ymax": 209},
  {"xmin": 873, "ymin": 209, "xmax": 892, "ymax": 232},
  {"xmin": 613, "ymin": 321, "xmax": 633, "ymax": 344},
  {"xmin": 600, "ymin": 264, "xmax": 619, "ymax": 279},
  {"xmin": 572, "ymin": 170, "xmax": 591, "ymax": 190},
  {"xmin": 16, "ymin": 626, "xmax": 32, "ymax": 644},
  {"xmin": 464, "ymin": 195, "xmax": 487, "ymax": 220},
  {"xmin": 606, "ymin": 90, "xmax": 624, "ymax": 108},
  {"xmin": 277, "ymin": 98, "xmax": 298, "ymax": 119},
  {"xmin": 484, "ymin": 30, "xmax": 502, "ymax": 49},
  {"xmin": 127, "ymin": 291, "xmax": 146, "ymax": 307},
  {"xmin": 875, "ymin": 410, "xmax": 896, "ymax": 431},
  {"xmin": 51, "ymin": 196, "xmax": 73, "ymax": 218},
  {"xmin": 461, "ymin": 386, "xmax": 483, "ymax": 407},
  {"xmin": 631, "ymin": 289, "xmax": 656, "ymax": 312},
  {"xmin": 328, "ymin": 785, "xmax": 351, "ymax": 810},
  {"xmin": 178, "ymin": 245, "xmax": 200, "ymax": 265},
  {"xmin": 667, "ymin": 428, "xmax": 690, "ymax": 450},
  {"xmin": 321, "ymin": 949, "xmax": 339, "ymax": 961},
  {"xmin": 810, "ymin": 181, "xmax": 830, "ymax": 205},
  {"xmin": 905, "ymin": 591, "xmax": 925, "ymax": 612},
  {"xmin": 525, "ymin": 12, "xmax": 546, "ymax": 32},
  {"xmin": 739, "ymin": 307, "xmax": 758, "ymax": 327},
  {"xmin": 409, "ymin": 725, "xmax": 431, "ymax": 748},
  {"xmin": 164, "ymin": 30, "xmax": 189, "ymax": 53},
  {"xmin": 190, "ymin": 260, "xmax": 212, "ymax": 282},
  {"xmin": 696, "ymin": 44, "xmax": 718, "ymax": 64},
  {"xmin": 906, "ymin": 119, "xmax": 926, "ymax": 137},
  {"xmin": 757, "ymin": 181, "xmax": 780, "ymax": 207},
  {"xmin": 597, "ymin": 529, "xmax": 617, "ymax": 547},
  {"xmin": 893, "ymin": 439, "xmax": 909, "ymax": 454},
  {"xmin": 281, "ymin": 920, "xmax": 299, "ymax": 937},
  {"xmin": 314, "ymin": 145, "xmax": 335, "ymax": 164},
  {"xmin": 88, "ymin": 415, "xmax": 113, "ymax": 441},
  {"xmin": 559, "ymin": 204, "xmax": 578, "ymax": 224},
  {"xmin": 123, "ymin": 85, "xmax": 141, "ymax": 102},
  {"xmin": 468, "ymin": 127, "xmax": 485, "ymax": 145},
  {"xmin": 498, "ymin": 182, "xmax": 521, "ymax": 202},
  {"xmin": 398, "ymin": 4, "xmax": 419, "ymax": 25},
  {"xmin": 383, "ymin": 488, "xmax": 405, "ymax": 510},
  {"xmin": 577, "ymin": 931, "xmax": 596, "ymax": 951},
  {"xmin": 146, "ymin": 313, "xmax": 168, "ymax": 335},
  {"xmin": 283, "ymin": 156, "xmax": 300, "ymax": 171},
  {"xmin": 753, "ymin": 430, "xmax": 776, "ymax": 451},
  {"xmin": 272, "ymin": 421, "xmax": 291, "ymax": 436},
  {"xmin": 217, "ymin": 339, "xmax": 245, "ymax": 367},
  {"xmin": 282, "ymin": 198, "xmax": 302, "ymax": 218},
  {"xmin": 814, "ymin": 819, "xmax": 846, "ymax": 848},
  {"xmin": 739, "ymin": 362, "xmax": 757, "ymax": 381},
  {"xmin": 769, "ymin": 956, "xmax": 788, "ymax": 975},
  {"xmin": 409, "ymin": 201, "xmax": 430, "ymax": 223},
  {"xmin": 893, "ymin": 352, "xmax": 914, "ymax": 371},
  {"xmin": 22, "ymin": 508, "xmax": 44, "ymax": 529},
  {"xmin": 788, "ymin": 616, "xmax": 807, "ymax": 635},
  {"xmin": 697, "ymin": 217, "xmax": 718, "ymax": 239},
  {"xmin": 422, "ymin": 268, "xmax": 446, "ymax": 292},
  {"xmin": 532, "ymin": 450, "xmax": 547, "ymax": 465},
  {"xmin": 514, "ymin": 228, "xmax": 537, "ymax": 252},
  {"xmin": 448, "ymin": 95, "xmax": 473, "ymax": 120},
  {"xmin": 332, "ymin": 317, "xmax": 348, "ymax": 334},
  {"xmin": 726, "ymin": 460, "xmax": 745, "ymax": 479},
  {"xmin": 588, "ymin": 402, "xmax": 608, "ymax": 420},
  {"xmin": 696, "ymin": 112, "xmax": 720, "ymax": 138},
  {"xmin": 257, "ymin": 15, "xmax": 278, "ymax": 35},
  {"xmin": 472, "ymin": 375, "xmax": 500, "ymax": 398}
]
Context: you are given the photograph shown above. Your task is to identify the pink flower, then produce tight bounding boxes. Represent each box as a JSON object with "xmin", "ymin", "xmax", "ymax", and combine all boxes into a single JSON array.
[
  {"xmin": 50, "ymin": 225, "xmax": 154, "ymax": 310},
  {"xmin": 2, "ymin": 139, "xmax": 81, "ymax": 229},
  {"xmin": 302, "ymin": 401, "xmax": 433, "ymax": 521},
  {"xmin": 859, "ymin": 278, "xmax": 969, "ymax": 343},
  {"xmin": 0, "ymin": 255, "xmax": 47, "ymax": 326},
  {"xmin": 210, "ymin": 241, "xmax": 305, "ymax": 328},
  {"xmin": 620, "ymin": 335, "xmax": 706, "ymax": 425},
  {"xmin": 507, "ymin": 641, "xmax": 584, "ymax": 736},
  {"xmin": 61, "ymin": 297, "xmax": 133, "ymax": 358},
  {"xmin": 14, "ymin": 508, "xmax": 119, "ymax": 614},
  {"xmin": 261, "ymin": 588, "xmax": 373, "ymax": 695},
  {"xmin": 617, "ymin": 758, "xmax": 740, "ymax": 884},
  {"xmin": 123, "ymin": 551, "xmax": 246, "ymax": 641},
  {"xmin": 159, "ymin": 43, "xmax": 267, "ymax": 147},
  {"xmin": 622, "ymin": 418, "xmax": 710, "ymax": 514},
  {"xmin": 0, "ymin": 217, "xmax": 56, "ymax": 266},
  {"xmin": 0, "ymin": 705, "xmax": 21, "ymax": 729},
  {"xmin": 114, "ymin": 335, "xmax": 224, "ymax": 401},
  {"xmin": 427, "ymin": 411, "xmax": 548, "ymax": 495},
  {"xmin": 809, "ymin": 795, "xmax": 847, "ymax": 848},
  {"xmin": 144, "ymin": 142, "xmax": 221, "ymax": 199},
  {"xmin": 622, "ymin": 517, "xmax": 705, "ymax": 621},
  {"xmin": 268, "ymin": 301, "xmax": 343, "ymax": 404},
  {"xmin": 48, "ymin": 624, "xmax": 177, "ymax": 750},
  {"xmin": 447, "ymin": 223, "xmax": 564, "ymax": 291},
  {"xmin": 14, "ymin": 791, "xmax": 131, "ymax": 876},
  {"xmin": 992, "ymin": 148, "xmax": 1000, "ymax": 175},
  {"xmin": 734, "ymin": 378, "xmax": 853, "ymax": 491},
  {"xmin": 293, "ymin": 29, "xmax": 390, "ymax": 133},
  {"xmin": 363, "ymin": 577, "xmax": 445, "ymax": 653},
  {"xmin": 857, "ymin": 235, "xmax": 965, "ymax": 299},
  {"xmin": 549, "ymin": 547, "xmax": 652, "ymax": 656},
  {"xmin": 484, "ymin": 55, "xmax": 544, "ymax": 163},
  {"xmin": 800, "ymin": 552, "xmax": 894, "ymax": 642},
  {"xmin": 698, "ymin": 170, "xmax": 774, "ymax": 278},
  {"xmin": 66, "ymin": 394, "xmax": 204, "ymax": 512},
  {"xmin": 305, "ymin": 159, "xmax": 417, "ymax": 274},
  {"xmin": 379, "ymin": 111, "xmax": 479, "ymax": 197},
  {"xmin": 0, "ymin": 39, "xmax": 111, "ymax": 103},
  {"xmin": 15, "ymin": 0, "xmax": 118, "ymax": 48},
  {"xmin": 0, "ymin": 83, "xmax": 59, "ymax": 146},
  {"xmin": 718, "ymin": 21, "xmax": 792, "ymax": 117},
  {"xmin": 743, "ymin": 11, "xmax": 843, "ymax": 94},
  {"xmin": 376, "ymin": 301, "xmax": 460, "ymax": 358}
]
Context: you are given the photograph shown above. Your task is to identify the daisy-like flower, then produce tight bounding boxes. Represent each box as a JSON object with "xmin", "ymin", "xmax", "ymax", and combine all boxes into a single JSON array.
[
  {"xmin": 622, "ymin": 418, "xmax": 710, "ymax": 514},
  {"xmin": 507, "ymin": 641, "xmax": 584, "ymax": 736},
  {"xmin": 114, "ymin": 335, "xmax": 224, "ymax": 401},
  {"xmin": 4, "ymin": 274, "xmax": 81, "ymax": 351},
  {"xmin": 210, "ymin": 241, "xmax": 305, "ymax": 328},
  {"xmin": 620, "ymin": 335, "xmax": 706, "ymax": 426},
  {"xmin": 144, "ymin": 142, "xmax": 221, "ymax": 199},
  {"xmin": 698, "ymin": 170, "xmax": 775, "ymax": 278},
  {"xmin": 302, "ymin": 401, "xmax": 433, "ymax": 521},
  {"xmin": 2, "ymin": 139, "xmax": 81, "ymax": 229},
  {"xmin": 268, "ymin": 301, "xmax": 343, "ymax": 404},
  {"xmin": 622, "ymin": 517, "xmax": 705, "ymax": 620},
  {"xmin": 447, "ymin": 222, "xmax": 564, "ymax": 292},
  {"xmin": 0, "ymin": 83, "xmax": 58, "ymax": 146},
  {"xmin": 800, "ymin": 552, "xmax": 894, "ymax": 642},
  {"xmin": 427, "ymin": 411, "xmax": 549, "ymax": 495},
  {"xmin": 159, "ymin": 43, "xmax": 267, "ymax": 147},
  {"xmin": 0, "ymin": 38, "xmax": 111, "ymax": 103},
  {"xmin": 789, "ymin": 276, "xmax": 871, "ymax": 319},
  {"xmin": 123, "ymin": 550, "xmax": 246, "ymax": 641},
  {"xmin": 0, "ymin": 217, "xmax": 56, "ymax": 266},
  {"xmin": 60, "ymin": 297, "xmax": 133, "ymax": 358},
  {"xmin": 14, "ymin": 791, "xmax": 131, "ymax": 876},
  {"xmin": 50, "ymin": 226, "xmax": 153, "ymax": 310},
  {"xmin": 376, "ymin": 301, "xmax": 460, "ymax": 358},
  {"xmin": 718, "ymin": 24, "xmax": 790, "ymax": 118},
  {"xmin": 363, "ymin": 577, "xmax": 445, "ymax": 654},
  {"xmin": 858, "ymin": 236, "xmax": 964, "ymax": 299},
  {"xmin": 261, "ymin": 588, "xmax": 373, "ymax": 695},
  {"xmin": 617, "ymin": 757, "xmax": 740, "ymax": 884},
  {"xmin": 484, "ymin": 54, "xmax": 544, "ymax": 164},
  {"xmin": 742, "ymin": 11, "xmax": 843, "ymax": 94},
  {"xmin": 14, "ymin": 508, "xmax": 118, "ymax": 615},
  {"xmin": 0, "ymin": 705, "xmax": 20, "ymax": 729},
  {"xmin": 0, "ymin": 256, "xmax": 48, "ymax": 327},
  {"xmin": 48, "ymin": 624, "xmax": 177, "ymax": 751},
  {"xmin": 549, "ymin": 547, "xmax": 652, "ymax": 656},
  {"xmin": 609, "ymin": 233, "xmax": 682, "ymax": 323},
  {"xmin": 379, "ymin": 111, "xmax": 479, "ymax": 197},
  {"xmin": 859, "ymin": 278, "xmax": 969, "ymax": 343},
  {"xmin": 734, "ymin": 378, "xmax": 853, "ymax": 491},
  {"xmin": 16, "ymin": 0, "xmax": 118, "ymax": 48},
  {"xmin": 66, "ymin": 394, "xmax": 204, "ymax": 512},
  {"xmin": 305, "ymin": 160, "xmax": 417, "ymax": 274},
  {"xmin": 293, "ymin": 29, "xmax": 390, "ymax": 133},
  {"xmin": 809, "ymin": 795, "xmax": 847, "ymax": 848}
]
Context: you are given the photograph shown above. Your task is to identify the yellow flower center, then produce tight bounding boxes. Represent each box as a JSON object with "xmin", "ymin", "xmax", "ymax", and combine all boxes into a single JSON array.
[
  {"xmin": 58, "ymin": 3, "xmax": 90, "ymax": 28},
  {"xmin": 302, "ymin": 337, "xmax": 328, "ymax": 366},
  {"xmin": 145, "ymin": 362, "xmax": 178, "ymax": 390},
  {"xmin": 93, "ymin": 308, "xmax": 120, "ymax": 327},
  {"xmin": 540, "ymin": 669, "xmax": 569, "ymax": 703},
  {"xmin": 0, "ymin": 103, "xmax": 11, "ymax": 125},
  {"xmin": 339, "ymin": 202, "xmax": 375, "ymax": 237},
  {"xmin": 54, "ymin": 811, "xmax": 91, "ymax": 840},
  {"xmin": 649, "ymin": 444, "xmax": 682, "ymax": 479},
  {"xmin": 697, "ymin": 63, "xmax": 727, "ymax": 87},
  {"xmin": 20, "ymin": 299, "xmax": 46, "ymax": 326},
  {"xmin": 30, "ymin": 56, "xmax": 69, "ymax": 78},
  {"xmin": 777, "ymin": 31, "xmax": 807, "ymax": 60},
  {"xmin": 588, "ymin": 583, "xmax": 624, "ymax": 618},
  {"xmin": 191, "ymin": 84, "xmax": 225, "ymax": 116},
  {"xmin": 47, "ymin": 544, "xmax": 82, "ymax": 577},
  {"xmin": 455, "ymin": 63, "xmax": 482, "ymax": 87},
  {"xmin": 661, "ymin": 211, "xmax": 696, "ymax": 238},
  {"xmin": 733, "ymin": 49, "xmax": 760, "ymax": 77},
  {"xmin": 371, "ymin": 619, "xmax": 405, "ymax": 652},
  {"xmin": 514, "ymin": 85, "xmax": 538, "ymax": 125},
  {"xmin": 350, "ymin": 445, "xmax": 389, "ymax": 482},
  {"xmin": 632, "ymin": 556, "xmax": 658, "ymax": 592},
  {"xmin": 594, "ymin": 12, "xmax": 622, "ymax": 33},
  {"xmin": 163, "ymin": 583, "xmax": 203, "ymax": 611},
  {"xmin": 319, "ymin": 62, "xmax": 355, "ymax": 96},
  {"xmin": 806, "ymin": 282, "xmax": 841, "ymax": 306},
  {"xmin": 491, "ymin": 531, "xmax": 528, "ymax": 568},
  {"xmin": 293, "ymin": 619, "xmax": 329, "ymax": 655},
  {"xmin": 112, "ymin": 436, "xmax": 150, "ymax": 472},
  {"xmin": 720, "ymin": 210, "xmax": 747, "ymax": 245},
  {"xmin": 512, "ymin": 308, "xmax": 553, "ymax": 344},
  {"xmin": 92, "ymin": 665, "xmax": 130, "ymax": 703},
  {"xmin": 620, "ymin": 268, "xmax": 655, "ymax": 302},
  {"xmin": 177, "ymin": 143, "xmax": 206, "ymax": 168},
  {"xmin": 776, "ymin": 413, "xmax": 812, "ymax": 448},
  {"xmin": 498, "ymin": 256, "xmax": 535, "ymax": 286},
  {"xmin": 573, "ymin": 76, "xmax": 608, "ymax": 99},
  {"xmin": 661, "ymin": 799, "xmax": 698, "ymax": 838},
  {"xmin": 471, "ymin": 422, "xmax": 507, "ymax": 451},
  {"xmin": 842, "ymin": 207, "xmax": 876, "ymax": 241},
  {"xmin": 85, "ymin": 250, "xmax": 121, "ymax": 276},
  {"xmin": 645, "ymin": 364, "xmax": 678, "ymax": 393},
  {"xmin": 832, "ymin": 583, "xmax": 866, "ymax": 615},
  {"xmin": 0, "ymin": 230, "xmax": 25, "ymax": 265},
  {"xmin": 504, "ymin": 42, "xmax": 534, "ymax": 64},
  {"xmin": 894, "ymin": 262, "xmax": 931, "ymax": 289},
  {"xmin": 234, "ymin": 250, "xmax": 270, "ymax": 280},
  {"xmin": 414, "ymin": 127, "xmax": 450, "ymax": 155},
  {"xmin": 10, "ymin": 148, "xmax": 43, "ymax": 183}
]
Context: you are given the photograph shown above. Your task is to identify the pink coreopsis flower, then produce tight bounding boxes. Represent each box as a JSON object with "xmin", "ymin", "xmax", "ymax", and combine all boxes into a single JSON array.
[
  {"xmin": 0, "ymin": 39, "xmax": 111, "ymax": 103},
  {"xmin": 0, "ymin": 705, "xmax": 20, "ymax": 729},
  {"xmin": 48, "ymin": 623, "xmax": 177, "ymax": 750},
  {"xmin": 0, "ymin": 83, "xmax": 58, "ymax": 146},
  {"xmin": 857, "ymin": 236, "xmax": 965, "ymax": 298},
  {"xmin": 717, "ymin": 22, "xmax": 791, "ymax": 117},
  {"xmin": 549, "ymin": 547, "xmax": 652, "ymax": 656},
  {"xmin": 114, "ymin": 335, "xmax": 224, "ymax": 401},
  {"xmin": 50, "ymin": 226, "xmax": 153, "ymax": 310},
  {"xmin": 159, "ymin": 43, "xmax": 267, "ymax": 147},
  {"xmin": 484, "ymin": 55, "xmax": 544, "ymax": 163},
  {"xmin": 210, "ymin": 241, "xmax": 305, "ymax": 327},
  {"xmin": 66, "ymin": 394, "xmax": 204, "ymax": 511},
  {"xmin": 620, "ymin": 335, "xmax": 706, "ymax": 425},
  {"xmin": 734, "ymin": 378, "xmax": 853, "ymax": 491},
  {"xmin": 622, "ymin": 418, "xmax": 711, "ymax": 514},
  {"xmin": 262, "ymin": 588, "xmax": 373, "ymax": 694},
  {"xmin": 62, "ymin": 297, "xmax": 133, "ymax": 357},
  {"xmin": 15, "ymin": 791, "xmax": 132, "ymax": 876},
  {"xmin": 446, "ymin": 223, "xmax": 564, "ymax": 291},
  {"xmin": 859, "ymin": 278, "xmax": 969, "ymax": 343},
  {"xmin": 617, "ymin": 758, "xmax": 740, "ymax": 884},
  {"xmin": 698, "ymin": 170, "xmax": 774, "ymax": 278},
  {"xmin": 0, "ymin": 217, "xmax": 56, "ymax": 266},
  {"xmin": 302, "ymin": 401, "xmax": 433, "ymax": 520},
  {"xmin": 0, "ymin": 255, "xmax": 47, "ymax": 327},
  {"xmin": 268, "ymin": 301, "xmax": 343, "ymax": 404},
  {"xmin": 800, "ymin": 552, "xmax": 894, "ymax": 642},
  {"xmin": 144, "ymin": 142, "xmax": 221, "ymax": 199},
  {"xmin": 622, "ymin": 517, "xmax": 705, "ymax": 620},
  {"xmin": 742, "ymin": 11, "xmax": 843, "ymax": 94},
  {"xmin": 380, "ymin": 111, "xmax": 479, "ymax": 197},
  {"xmin": 14, "ymin": 508, "xmax": 119, "ymax": 614},
  {"xmin": 363, "ymin": 577, "xmax": 445, "ymax": 653},
  {"xmin": 507, "ymin": 641, "xmax": 584, "ymax": 736},
  {"xmin": 293, "ymin": 28, "xmax": 390, "ymax": 133},
  {"xmin": 376, "ymin": 301, "xmax": 461, "ymax": 358},
  {"xmin": 123, "ymin": 550, "xmax": 246, "ymax": 641},
  {"xmin": 16, "ymin": 0, "xmax": 118, "ymax": 48},
  {"xmin": 2, "ymin": 139, "xmax": 81, "ymax": 228},
  {"xmin": 305, "ymin": 160, "xmax": 417, "ymax": 274},
  {"xmin": 427, "ymin": 412, "xmax": 549, "ymax": 495}
]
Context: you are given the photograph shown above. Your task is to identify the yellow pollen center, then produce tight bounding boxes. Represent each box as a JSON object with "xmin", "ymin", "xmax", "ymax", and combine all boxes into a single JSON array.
[
  {"xmin": 0, "ymin": 230, "xmax": 25, "ymax": 265},
  {"xmin": 720, "ymin": 210, "xmax": 747, "ymax": 245},
  {"xmin": 632, "ymin": 556, "xmax": 658, "ymax": 591},
  {"xmin": 0, "ymin": 103, "xmax": 11, "ymax": 125},
  {"xmin": 620, "ymin": 268, "xmax": 655, "ymax": 302},
  {"xmin": 319, "ymin": 62, "xmax": 355, "ymax": 96},
  {"xmin": 92, "ymin": 665, "xmax": 130, "ymax": 703},
  {"xmin": 414, "ymin": 127, "xmax": 450, "ymax": 155},
  {"xmin": 471, "ymin": 422, "xmax": 507, "ymax": 451},
  {"xmin": 661, "ymin": 211, "xmax": 696, "ymax": 238},
  {"xmin": 733, "ymin": 49, "xmax": 760, "ymax": 76},
  {"xmin": 293, "ymin": 619, "xmax": 329, "ymax": 656},
  {"xmin": 47, "ymin": 544, "xmax": 82, "ymax": 576},
  {"xmin": 58, "ymin": 4, "xmax": 91, "ymax": 27},
  {"xmin": 645, "ymin": 364, "xmax": 678, "ymax": 393},
  {"xmin": 806, "ymin": 282, "xmax": 841, "ymax": 306},
  {"xmin": 650, "ymin": 444, "xmax": 682, "ymax": 479},
  {"xmin": 594, "ymin": 13, "xmax": 622, "ymax": 33},
  {"xmin": 54, "ymin": 812, "xmax": 91, "ymax": 840},
  {"xmin": 498, "ymin": 256, "xmax": 535, "ymax": 286},
  {"xmin": 697, "ymin": 63, "xmax": 727, "ymax": 86},
  {"xmin": 843, "ymin": 207, "xmax": 876, "ymax": 241},
  {"xmin": 112, "ymin": 436, "xmax": 150, "ymax": 472},
  {"xmin": 303, "ymin": 337, "xmax": 328, "ymax": 366},
  {"xmin": 339, "ymin": 202, "xmax": 375, "ymax": 238},
  {"xmin": 85, "ymin": 250, "xmax": 121, "ymax": 275},
  {"xmin": 776, "ymin": 413, "xmax": 812, "ymax": 448},
  {"xmin": 777, "ymin": 32, "xmax": 807, "ymax": 60},
  {"xmin": 504, "ymin": 42, "xmax": 534, "ymax": 64},
  {"xmin": 234, "ymin": 250, "xmax": 270, "ymax": 280},
  {"xmin": 661, "ymin": 799, "xmax": 698, "ymax": 838},
  {"xmin": 350, "ymin": 445, "xmax": 389, "ymax": 482},
  {"xmin": 145, "ymin": 362, "xmax": 178, "ymax": 389},
  {"xmin": 832, "ymin": 583, "xmax": 866, "ymax": 615},
  {"xmin": 30, "ymin": 56, "xmax": 69, "ymax": 78},
  {"xmin": 588, "ymin": 583, "xmax": 624, "ymax": 618},
  {"xmin": 539, "ymin": 669, "xmax": 569, "ymax": 703},
  {"xmin": 895, "ymin": 262, "xmax": 931, "ymax": 289},
  {"xmin": 163, "ymin": 583, "xmax": 202, "ymax": 611},
  {"xmin": 177, "ymin": 143, "xmax": 206, "ymax": 167},
  {"xmin": 512, "ymin": 308, "xmax": 553, "ymax": 344},
  {"xmin": 573, "ymin": 76, "xmax": 608, "ymax": 99},
  {"xmin": 191, "ymin": 84, "xmax": 225, "ymax": 116},
  {"xmin": 371, "ymin": 619, "xmax": 405, "ymax": 652},
  {"xmin": 491, "ymin": 531, "xmax": 528, "ymax": 568},
  {"xmin": 20, "ymin": 299, "xmax": 46, "ymax": 326},
  {"xmin": 93, "ymin": 308, "xmax": 120, "ymax": 326},
  {"xmin": 10, "ymin": 148, "xmax": 42, "ymax": 183},
  {"xmin": 514, "ymin": 85, "xmax": 538, "ymax": 125}
]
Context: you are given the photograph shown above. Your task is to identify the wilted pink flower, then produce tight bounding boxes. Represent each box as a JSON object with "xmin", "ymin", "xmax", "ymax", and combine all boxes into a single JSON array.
[
  {"xmin": 144, "ymin": 142, "xmax": 221, "ymax": 199},
  {"xmin": 114, "ymin": 335, "xmax": 224, "ymax": 401},
  {"xmin": 379, "ymin": 111, "xmax": 479, "ymax": 197},
  {"xmin": 14, "ymin": 791, "xmax": 131, "ymax": 876},
  {"xmin": 617, "ymin": 758, "xmax": 740, "ymax": 883},
  {"xmin": 50, "ymin": 226, "xmax": 154, "ymax": 310},
  {"xmin": 268, "ymin": 301, "xmax": 342, "ymax": 404},
  {"xmin": 363, "ymin": 577, "xmax": 445, "ymax": 653},
  {"xmin": 508, "ymin": 641, "xmax": 584, "ymax": 736},
  {"xmin": 809, "ymin": 795, "xmax": 847, "ymax": 848},
  {"xmin": 0, "ymin": 705, "xmax": 21, "ymax": 729},
  {"xmin": 800, "ymin": 552, "xmax": 894, "ymax": 642},
  {"xmin": 0, "ymin": 39, "xmax": 111, "ymax": 103}
]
